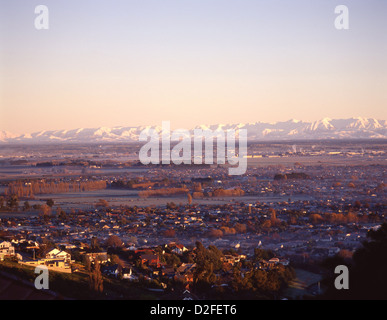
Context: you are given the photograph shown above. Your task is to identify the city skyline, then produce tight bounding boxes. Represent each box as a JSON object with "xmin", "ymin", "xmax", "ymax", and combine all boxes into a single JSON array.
[{"xmin": 1, "ymin": 0, "xmax": 387, "ymax": 134}]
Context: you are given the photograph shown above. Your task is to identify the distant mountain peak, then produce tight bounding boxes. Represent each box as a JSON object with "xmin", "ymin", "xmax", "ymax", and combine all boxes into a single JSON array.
[{"xmin": 1, "ymin": 117, "xmax": 386, "ymax": 143}]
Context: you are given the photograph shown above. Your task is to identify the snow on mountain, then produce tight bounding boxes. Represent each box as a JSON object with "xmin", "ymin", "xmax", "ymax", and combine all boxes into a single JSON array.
[
  {"xmin": 1, "ymin": 117, "xmax": 386, "ymax": 144},
  {"xmin": 0, "ymin": 131, "xmax": 18, "ymax": 142},
  {"xmin": 307, "ymin": 118, "xmax": 334, "ymax": 131}
]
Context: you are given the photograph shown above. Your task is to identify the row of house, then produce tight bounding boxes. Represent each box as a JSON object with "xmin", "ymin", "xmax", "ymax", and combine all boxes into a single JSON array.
[
  {"xmin": 19, "ymin": 248, "xmax": 72, "ymax": 273},
  {"xmin": 0, "ymin": 240, "xmax": 73, "ymax": 273}
]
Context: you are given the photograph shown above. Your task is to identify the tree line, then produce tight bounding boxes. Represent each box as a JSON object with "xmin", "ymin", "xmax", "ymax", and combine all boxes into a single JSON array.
[
  {"xmin": 5, "ymin": 180, "xmax": 107, "ymax": 198},
  {"xmin": 138, "ymin": 187, "xmax": 190, "ymax": 198}
]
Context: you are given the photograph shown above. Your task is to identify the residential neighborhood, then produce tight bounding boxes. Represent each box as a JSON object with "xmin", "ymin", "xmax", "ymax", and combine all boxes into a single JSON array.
[{"xmin": 0, "ymin": 140, "xmax": 385, "ymax": 300}]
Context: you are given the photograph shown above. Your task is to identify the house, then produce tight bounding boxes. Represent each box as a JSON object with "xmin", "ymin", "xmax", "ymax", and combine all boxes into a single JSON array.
[
  {"xmin": 46, "ymin": 249, "xmax": 71, "ymax": 263},
  {"xmin": 44, "ymin": 259, "xmax": 69, "ymax": 269},
  {"xmin": 58, "ymin": 243, "xmax": 77, "ymax": 250},
  {"xmin": 168, "ymin": 242, "xmax": 188, "ymax": 255},
  {"xmin": 279, "ymin": 258, "xmax": 290, "ymax": 266},
  {"xmin": 259, "ymin": 259, "xmax": 278, "ymax": 270},
  {"xmin": 174, "ymin": 263, "xmax": 196, "ymax": 283},
  {"xmin": 102, "ymin": 264, "xmax": 121, "ymax": 277},
  {"xmin": 85, "ymin": 252, "xmax": 108, "ymax": 263},
  {"xmin": 174, "ymin": 272, "xmax": 194, "ymax": 284},
  {"xmin": 221, "ymin": 254, "xmax": 246, "ymax": 266},
  {"xmin": 122, "ymin": 267, "xmax": 137, "ymax": 280},
  {"xmin": 176, "ymin": 263, "xmax": 196, "ymax": 275},
  {"xmin": 0, "ymin": 241, "xmax": 15, "ymax": 255},
  {"xmin": 269, "ymin": 257, "xmax": 280, "ymax": 264},
  {"xmin": 162, "ymin": 266, "xmax": 176, "ymax": 279},
  {"xmin": 140, "ymin": 253, "xmax": 160, "ymax": 268},
  {"xmin": 19, "ymin": 257, "xmax": 72, "ymax": 273},
  {"xmin": 0, "ymin": 241, "xmax": 16, "ymax": 260}
]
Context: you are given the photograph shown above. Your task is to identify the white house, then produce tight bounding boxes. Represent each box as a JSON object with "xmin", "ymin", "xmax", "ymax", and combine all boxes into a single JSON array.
[
  {"xmin": 0, "ymin": 241, "xmax": 15, "ymax": 260},
  {"xmin": 168, "ymin": 243, "xmax": 188, "ymax": 255},
  {"xmin": 122, "ymin": 267, "xmax": 137, "ymax": 281},
  {"xmin": 45, "ymin": 248, "xmax": 71, "ymax": 263}
]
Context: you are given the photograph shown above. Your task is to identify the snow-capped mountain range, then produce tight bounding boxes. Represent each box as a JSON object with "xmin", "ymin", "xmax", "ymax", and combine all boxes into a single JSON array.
[{"xmin": 1, "ymin": 117, "xmax": 386, "ymax": 143}]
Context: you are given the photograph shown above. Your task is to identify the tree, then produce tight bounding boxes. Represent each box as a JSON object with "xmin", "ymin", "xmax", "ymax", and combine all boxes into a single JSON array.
[
  {"xmin": 46, "ymin": 198, "xmax": 54, "ymax": 207},
  {"xmin": 262, "ymin": 220, "xmax": 272, "ymax": 230},
  {"xmin": 193, "ymin": 242, "xmax": 222, "ymax": 290},
  {"xmin": 165, "ymin": 253, "xmax": 181, "ymax": 267},
  {"xmin": 106, "ymin": 235, "xmax": 123, "ymax": 248},
  {"xmin": 220, "ymin": 226, "xmax": 236, "ymax": 235},
  {"xmin": 254, "ymin": 248, "xmax": 274, "ymax": 262},
  {"xmin": 309, "ymin": 213, "xmax": 324, "ymax": 224},
  {"xmin": 57, "ymin": 208, "xmax": 67, "ymax": 221},
  {"xmin": 194, "ymin": 183, "xmax": 202, "ymax": 192},
  {"xmin": 265, "ymin": 270, "xmax": 282, "ymax": 293},
  {"xmin": 208, "ymin": 229, "xmax": 223, "ymax": 238},
  {"xmin": 110, "ymin": 254, "xmax": 125, "ymax": 268},
  {"xmin": 234, "ymin": 223, "xmax": 247, "ymax": 234},
  {"xmin": 253, "ymin": 269, "xmax": 268, "ymax": 290},
  {"xmin": 7, "ymin": 194, "xmax": 19, "ymax": 210},
  {"xmin": 187, "ymin": 193, "xmax": 192, "ymax": 205},
  {"xmin": 89, "ymin": 260, "xmax": 103, "ymax": 294},
  {"xmin": 83, "ymin": 255, "xmax": 92, "ymax": 272},
  {"xmin": 321, "ymin": 223, "xmax": 387, "ymax": 299},
  {"xmin": 166, "ymin": 202, "xmax": 177, "ymax": 210},
  {"xmin": 269, "ymin": 208, "xmax": 280, "ymax": 226},
  {"xmin": 346, "ymin": 211, "xmax": 358, "ymax": 223},
  {"xmin": 23, "ymin": 201, "xmax": 31, "ymax": 211},
  {"xmin": 348, "ymin": 182, "xmax": 356, "ymax": 188},
  {"xmin": 39, "ymin": 204, "xmax": 52, "ymax": 221},
  {"xmin": 95, "ymin": 199, "xmax": 109, "ymax": 208},
  {"xmin": 195, "ymin": 244, "xmax": 223, "ymax": 272},
  {"xmin": 163, "ymin": 229, "xmax": 176, "ymax": 238},
  {"xmin": 90, "ymin": 237, "xmax": 100, "ymax": 251},
  {"xmin": 36, "ymin": 239, "xmax": 55, "ymax": 258}
]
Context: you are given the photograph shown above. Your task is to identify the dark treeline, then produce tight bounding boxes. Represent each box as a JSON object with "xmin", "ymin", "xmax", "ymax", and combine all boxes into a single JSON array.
[
  {"xmin": 5, "ymin": 180, "xmax": 107, "ymax": 198},
  {"xmin": 139, "ymin": 187, "xmax": 190, "ymax": 198},
  {"xmin": 274, "ymin": 172, "xmax": 310, "ymax": 180}
]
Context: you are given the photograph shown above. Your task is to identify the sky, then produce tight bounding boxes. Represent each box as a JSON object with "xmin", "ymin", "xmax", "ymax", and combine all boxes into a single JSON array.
[{"xmin": 1, "ymin": 0, "xmax": 386, "ymax": 134}]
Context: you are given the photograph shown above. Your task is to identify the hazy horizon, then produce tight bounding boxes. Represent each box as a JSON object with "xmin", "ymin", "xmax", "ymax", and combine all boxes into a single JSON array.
[{"xmin": 1, "ymin": 0, "xmax": 386, "ymax": 135}]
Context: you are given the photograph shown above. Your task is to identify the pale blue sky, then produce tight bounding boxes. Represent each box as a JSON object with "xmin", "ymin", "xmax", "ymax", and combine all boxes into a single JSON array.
[{"xmin": 1, "ymin": 0, "xmax": 386, "ymax": 133}]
